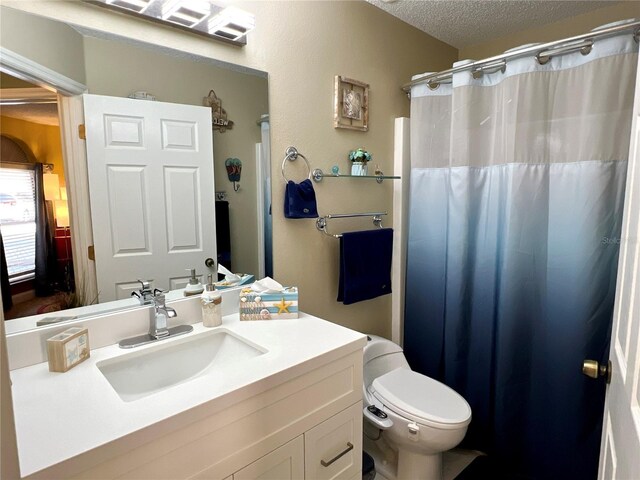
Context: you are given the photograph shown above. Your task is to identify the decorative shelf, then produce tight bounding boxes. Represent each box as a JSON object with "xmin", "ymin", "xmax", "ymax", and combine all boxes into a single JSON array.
[{"xmin": 312, "ymin": 168, "xmax": 401, "ymax": 184}]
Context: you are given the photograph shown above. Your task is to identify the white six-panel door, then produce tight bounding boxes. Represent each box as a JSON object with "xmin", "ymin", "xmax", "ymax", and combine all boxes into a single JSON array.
[
  {"xmin": 598, "ymin": 57, "xmax": 640, "ymax": 479},
  {"xmin": 83, "ymin": 94, "xmax": 216, "ymax": 302}
]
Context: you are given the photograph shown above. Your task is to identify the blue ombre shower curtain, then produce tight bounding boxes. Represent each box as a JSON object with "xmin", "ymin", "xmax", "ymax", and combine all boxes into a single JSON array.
[{"xmin": 404, "ymin": 23, "xmax": 638, "ymax": 479}]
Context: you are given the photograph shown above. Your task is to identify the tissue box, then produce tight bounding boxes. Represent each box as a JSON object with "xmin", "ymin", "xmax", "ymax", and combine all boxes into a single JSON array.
[
  {"xmin": 239, "ymin": 287, "xmax": 299, "ymax": 320},
  {"xmin": 214, "ymin": 274, "xmax": 255, "ymax": 290},
  {"xmin": 47, "ymin": 326, "xmax": 90, "ymax": 372}
]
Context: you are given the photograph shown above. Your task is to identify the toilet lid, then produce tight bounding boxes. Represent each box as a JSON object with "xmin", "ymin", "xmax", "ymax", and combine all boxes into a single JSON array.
[{"xmin": 371, "ymin": 368, "xmax": 471, "ymax": 429}]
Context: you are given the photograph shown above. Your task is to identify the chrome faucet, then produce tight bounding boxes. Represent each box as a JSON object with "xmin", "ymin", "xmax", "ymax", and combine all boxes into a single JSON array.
[
  {"xmin": 119, "ymin": 287, "xmax": 193, "ymax": 349},
  {"xmin": 151, "ymin": 289, "xmax": 176, "ymax": 339}
]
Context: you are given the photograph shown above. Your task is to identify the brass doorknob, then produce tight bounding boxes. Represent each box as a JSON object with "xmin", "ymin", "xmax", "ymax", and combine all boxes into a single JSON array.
[{"xmin": 582, "ymin": 359, "xmax": 612, "ymax": 384}]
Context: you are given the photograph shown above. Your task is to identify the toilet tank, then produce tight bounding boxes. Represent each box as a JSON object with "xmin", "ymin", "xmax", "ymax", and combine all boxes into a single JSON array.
[{"xmin": 363, "ymin": 335, "xmax": 411, "ymax": 390}]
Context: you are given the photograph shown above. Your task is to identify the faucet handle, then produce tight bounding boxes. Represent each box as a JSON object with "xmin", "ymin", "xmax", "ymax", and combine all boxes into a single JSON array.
[
  {"xmin": 132, "ymin": 280, "xmax": 155, "ymax": 305},
  {"xmin": 152, "ymin": 288, "xmax": 168, "ymax": 306}
]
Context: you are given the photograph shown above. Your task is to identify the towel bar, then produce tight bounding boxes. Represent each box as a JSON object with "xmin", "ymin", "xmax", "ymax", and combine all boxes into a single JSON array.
[{"xmin": 316, "ymin": 212, "xmax": 387, "ymax": 238}]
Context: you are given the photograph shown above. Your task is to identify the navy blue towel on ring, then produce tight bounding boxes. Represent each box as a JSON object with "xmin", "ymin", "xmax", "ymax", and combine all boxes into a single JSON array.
[
  {"xmin": 338, "ymin": 228, "xmax": 393, "ymax": 305},
  {"xmin": 284, "ymin": 179, "xmax": 319, "ymax": 218}
]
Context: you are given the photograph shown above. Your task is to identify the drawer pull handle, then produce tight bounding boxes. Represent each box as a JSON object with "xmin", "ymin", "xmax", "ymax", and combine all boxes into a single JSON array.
[{"xmin": 320, "ymin": 442, "xmax": 354, "ymax": 467}]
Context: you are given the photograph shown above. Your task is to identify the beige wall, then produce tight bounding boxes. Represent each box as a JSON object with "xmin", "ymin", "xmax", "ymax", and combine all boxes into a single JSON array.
[
  {"xmin": 82, "ymin": 36, "xmax": 268, "ymax": 276},
  {"xmin": 0, "ymin": 116, "xmax": 66, "ymax": 189},
  {"xmin": 460, "ymin": 1, "xmax": 640, "ymax": 59},
  {"xmin": 0, "ymin": 6, "xmax": 85, "ymax": 84},
  {"xmin": 230, "ymin": 1, "xmax": 457, "ymax": 337},
  {"xmin": 4, "ymin": 1, "xmax": 458, "ymax": 338}
]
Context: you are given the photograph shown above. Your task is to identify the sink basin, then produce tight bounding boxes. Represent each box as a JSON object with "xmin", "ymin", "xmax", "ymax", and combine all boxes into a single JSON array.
[{"xmin": 97, "ymin": 328, "xmax": 267, "ymax": 402}]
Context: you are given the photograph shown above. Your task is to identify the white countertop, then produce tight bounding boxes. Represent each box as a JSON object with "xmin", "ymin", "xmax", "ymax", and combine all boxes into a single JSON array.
[{"xmin": 10, "ymin": 313, "xmax": 367, "ymax": 478}]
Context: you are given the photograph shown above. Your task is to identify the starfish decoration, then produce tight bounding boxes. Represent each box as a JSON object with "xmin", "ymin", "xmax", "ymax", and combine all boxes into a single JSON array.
[{"xmin": 275, "ymin": 297, "xmax": 292, "ymax": 314}]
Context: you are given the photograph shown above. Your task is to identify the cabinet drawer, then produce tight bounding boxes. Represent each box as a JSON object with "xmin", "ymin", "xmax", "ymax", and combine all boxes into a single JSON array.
[
  {"xmin": 304, "ymin": 402, "xmax": 362, "ymax": 480},
  {"xmin": 234, "ymin": 436, "xmax": 304, "ymax": 480}
]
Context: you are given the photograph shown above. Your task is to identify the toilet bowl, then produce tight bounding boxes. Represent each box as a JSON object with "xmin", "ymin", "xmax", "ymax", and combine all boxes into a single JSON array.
[{"xmin": 362, "ymin": 335, "xmax": 471, "ymax": 480}]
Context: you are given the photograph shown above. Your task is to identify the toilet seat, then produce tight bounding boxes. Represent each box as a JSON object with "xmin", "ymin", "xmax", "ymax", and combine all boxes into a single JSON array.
[{"xmin": 370, "ymin": 368, "xmax": 471, "ymax": 430}]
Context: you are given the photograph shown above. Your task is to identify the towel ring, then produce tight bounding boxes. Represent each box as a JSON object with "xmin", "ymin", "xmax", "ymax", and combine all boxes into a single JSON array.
[{"xmin": 281, "ymin": 146, "xmax": 311, "ymax": 183}]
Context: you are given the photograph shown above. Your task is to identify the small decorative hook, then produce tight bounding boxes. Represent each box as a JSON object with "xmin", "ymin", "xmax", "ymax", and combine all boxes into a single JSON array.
[{"xmin": 225, "ymin": 158, "xmax": 242, "ymax": 192}]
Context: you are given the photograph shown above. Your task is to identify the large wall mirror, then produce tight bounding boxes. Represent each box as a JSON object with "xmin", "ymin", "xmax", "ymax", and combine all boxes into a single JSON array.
[{"xmin": 0, "ymin": 7, "xmax": 271, "ymax": 333}]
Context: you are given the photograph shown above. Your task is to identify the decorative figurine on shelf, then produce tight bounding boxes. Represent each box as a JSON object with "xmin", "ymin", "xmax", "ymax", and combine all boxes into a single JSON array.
[
  {"xmin": 332, "ymin": 165, "xmax": 340, "ymax": 175},
  {"xmin": 349, "ymin": 147, "xmax": 372, "ymax": 176}
]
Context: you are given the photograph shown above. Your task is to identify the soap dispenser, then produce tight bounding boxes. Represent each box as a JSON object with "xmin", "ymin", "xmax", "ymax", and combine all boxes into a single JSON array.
[
  {"xmin": 184, "ymin": 268, "xmax": 204, "ymax": 296},
  {"xmin": 201, "ymin": 274, "xmax": 222, "ymax": 327}
]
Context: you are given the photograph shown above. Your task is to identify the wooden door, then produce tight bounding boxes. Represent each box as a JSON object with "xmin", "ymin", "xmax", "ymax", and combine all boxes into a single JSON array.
[
  {"xmin": 597, "ymin": 55, "xmax": 640, "ymax": 479},
  {"xmin": 83, "ymin": 94, "xmax": 216, "ymax": 301}
]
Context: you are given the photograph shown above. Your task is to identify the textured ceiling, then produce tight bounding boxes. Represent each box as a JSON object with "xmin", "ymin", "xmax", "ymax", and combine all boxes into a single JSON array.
[{"xmin": 366, "ymin": 0, "xmax": 613, "ymax": 48}]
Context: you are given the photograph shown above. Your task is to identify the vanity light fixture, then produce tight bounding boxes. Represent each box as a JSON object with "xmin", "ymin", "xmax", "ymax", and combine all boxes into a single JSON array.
[
  {"xmin": 207, "ymin": 6, "xmax": 255, "ymax": 41},
  {"xmin": 161, "ymin": 0, "xmax": 211, "ymax": 28},
  {"xmin": 106, "ymin": 0, "xmax": 153, "ymax": 14},
  {"xmin": 87, "ymin": 0, "xmax": 255, "ymax": 46}
]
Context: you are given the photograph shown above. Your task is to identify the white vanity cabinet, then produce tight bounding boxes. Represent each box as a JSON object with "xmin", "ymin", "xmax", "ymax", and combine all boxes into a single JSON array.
[
  {"xmin": 233, "ymin": 402, "xmax": 363, "ymax": 480},
  {"xmin": 233, "ymin": 436, "xmax": 304, "ymax": 480},
  {"xmin": 20, "ymin": 338, "xmax": 364, "ymax": 480},
  {"xmin": 304, "ymin": 403, "xmax": 363, "ymax": 480}
]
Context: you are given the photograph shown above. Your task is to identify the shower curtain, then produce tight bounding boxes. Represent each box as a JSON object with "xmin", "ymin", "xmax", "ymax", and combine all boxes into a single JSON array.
[{"xmin": 405, "ymin": 27, "xmax": 637, "ymax": 479}]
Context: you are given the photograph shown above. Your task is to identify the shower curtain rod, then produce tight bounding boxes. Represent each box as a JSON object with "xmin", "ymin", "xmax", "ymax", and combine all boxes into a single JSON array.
[{"xmin": 402, "ymin": 20, "xmax": 640, "ymax": 94}]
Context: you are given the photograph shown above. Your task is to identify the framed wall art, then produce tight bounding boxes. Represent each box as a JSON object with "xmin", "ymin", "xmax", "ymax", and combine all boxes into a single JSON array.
[{"xmin": 334, "ymin": 76, "xmax": 369, "ymax": 132}]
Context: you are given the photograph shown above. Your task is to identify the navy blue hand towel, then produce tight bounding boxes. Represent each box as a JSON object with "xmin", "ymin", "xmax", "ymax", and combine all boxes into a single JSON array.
[
  {"xmin": 338, "ymin": 228, "xmax": 393, "ymax": 305},
  {"xmin": 284, "ymin": 179, "xmax": 319, "ymax": 218}
]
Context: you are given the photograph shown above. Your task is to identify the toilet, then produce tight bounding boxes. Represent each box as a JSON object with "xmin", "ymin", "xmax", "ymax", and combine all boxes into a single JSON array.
[{"xmin": 362, "ymin": 335, "xmax": 472, "ymax": 480}]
